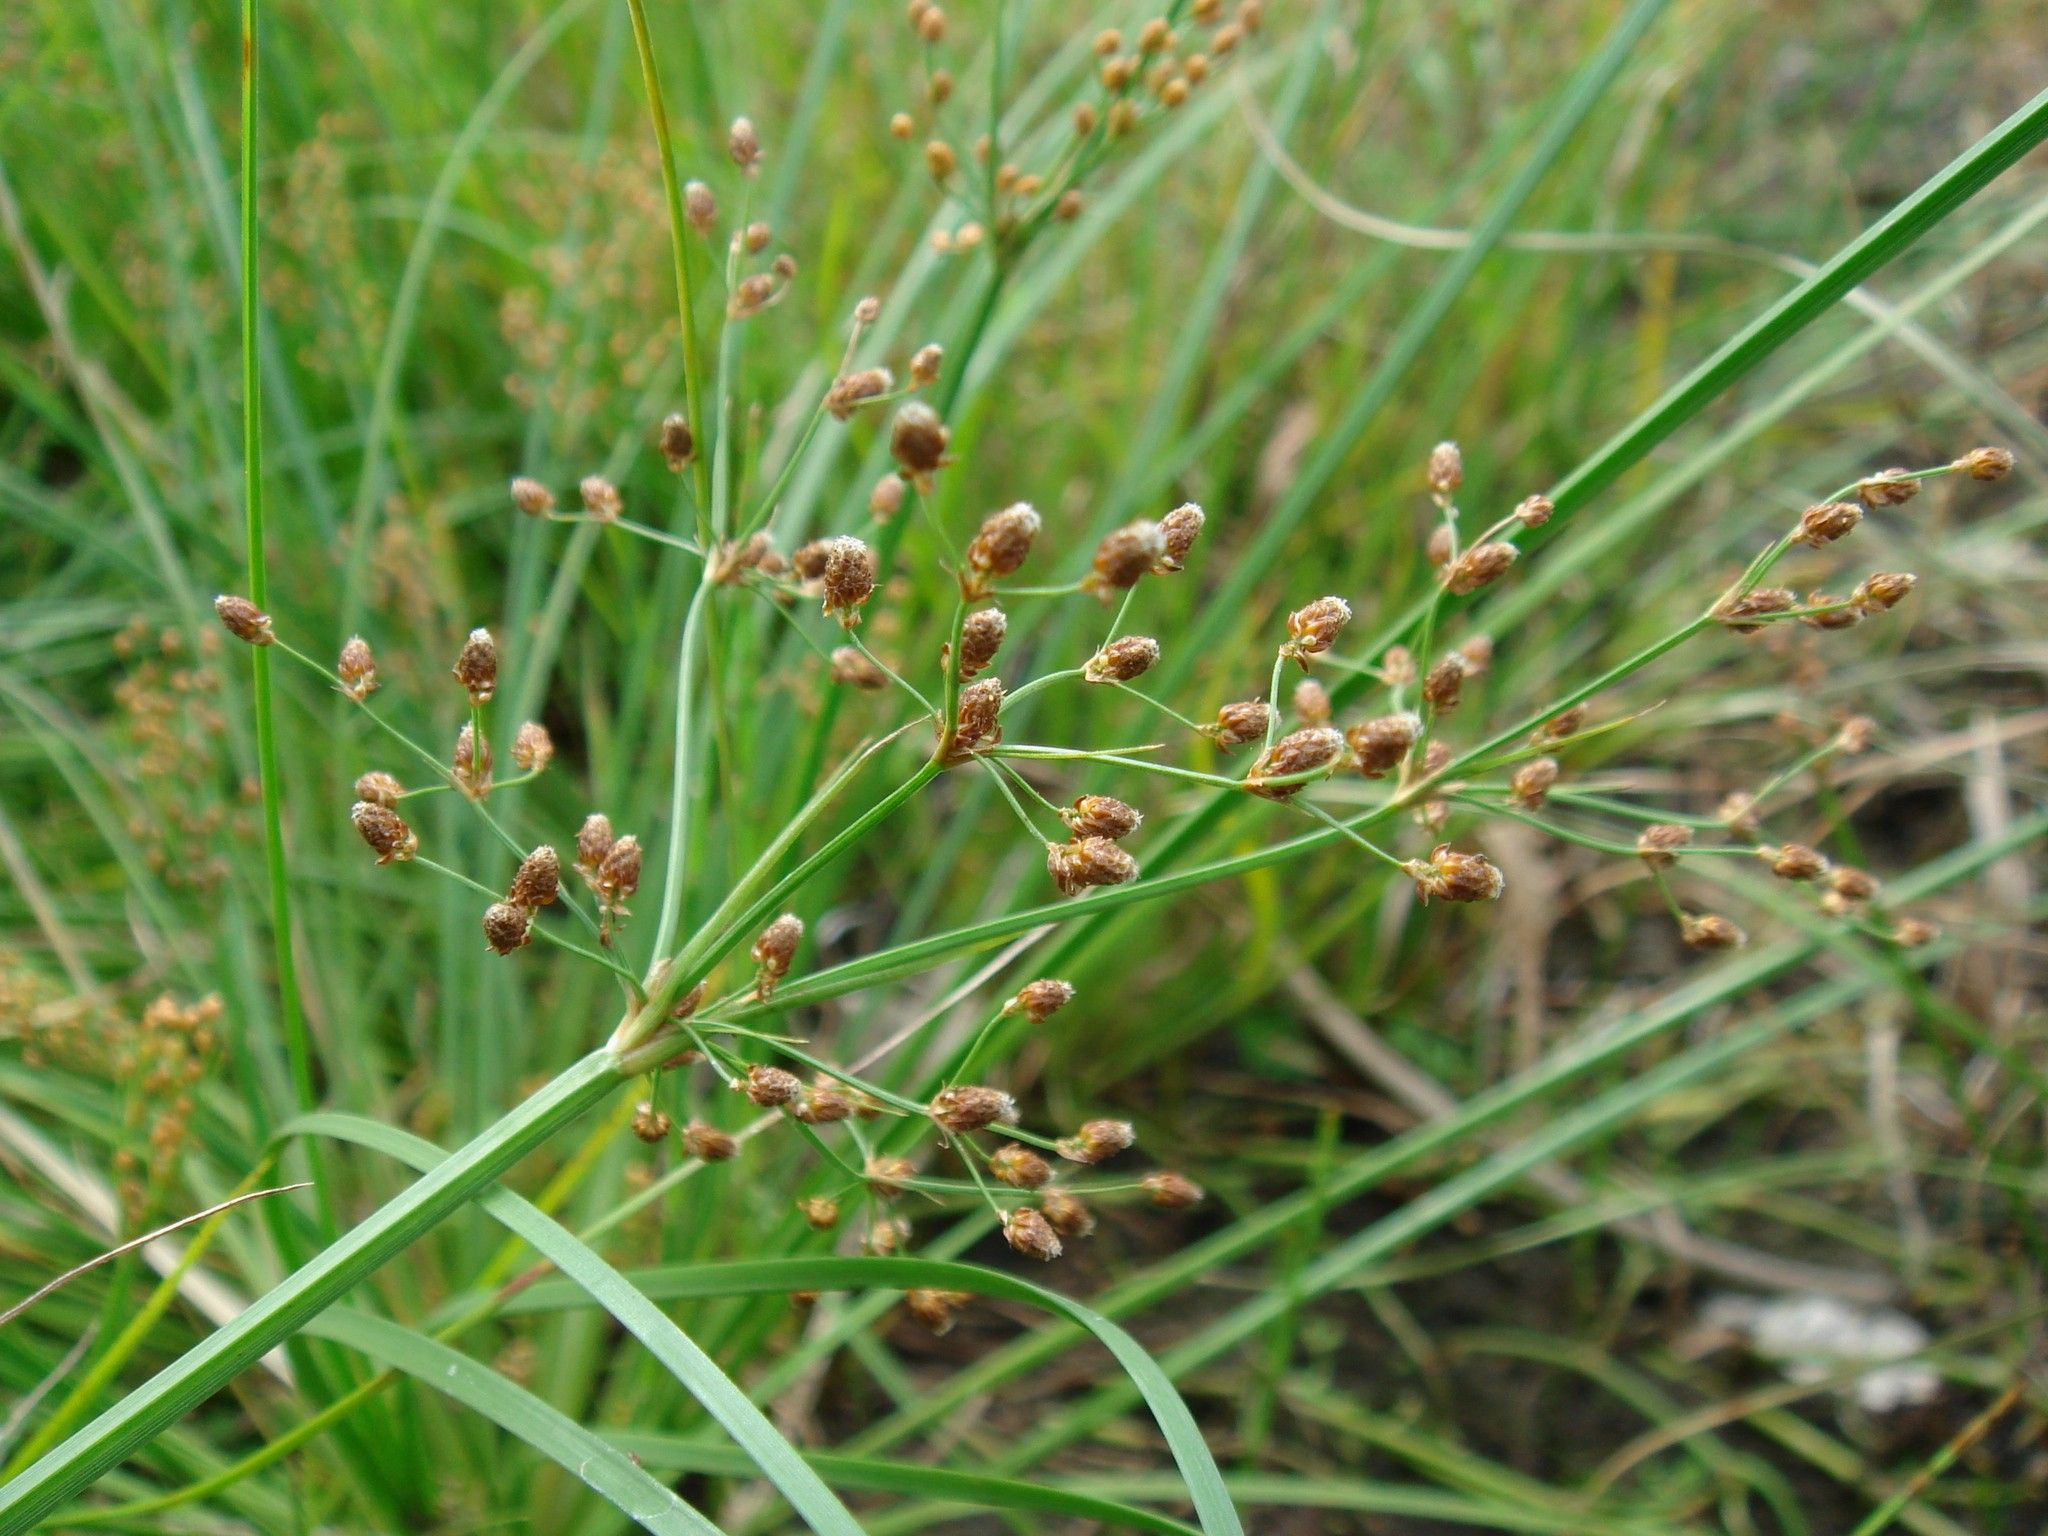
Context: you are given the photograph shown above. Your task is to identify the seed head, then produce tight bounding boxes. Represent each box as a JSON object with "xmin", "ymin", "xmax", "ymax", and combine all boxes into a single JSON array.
[
  {"xmin": 631, "ymin": 1102, "xmax": 673, "ymax": 1143},
  {"xmin": 354, "ymin": 770, "xmax": 403, "ymax": 806},
  {"xmin": 890, "ymin": 402, "xmax": 950, "ymax": 486},
  {"xmin": 1156, "ymin": 503, "xmax": 1206, "ymax": 572},
  {"xmin": 1636, "ymin": 823, "xmax": 1692, "ymax": 868},
  {"xmin": 1426, "ymin": 441, "xmax": 1463, "ymax": 496},
  {"xmin": 1047, "ymin": 836, "xmax": 1139, "ymax": 897},
  {"xmin": 213, "ymin": 595, "xmax": 274, "ymax": 646},
  {"xmin": 1063, "ymin": 796, "xmax": 1142, "ymax": 842},
  {"xmin": 659, "ymin": 413, "xmax": 696, "ymax": 470},
  {"xmin": 1281, "ymin": 595, "xmax": 1351, "ymax": 665},
  {"xmin": 482, "ymin": 901, "xmax": 532, "ymax": 955},
  {"xmin": 853, "ymin": 295, "xmax": 882, "ymax": 326},
  {"xmin": 1764, "ymin": 842, "xmax": 1829, "ymax": 881},
  {"xmin": 729, "ymin": 272, "xmax": 778, "ymax": 319},
  {"xmin": 1855, "ymin": 468, "xmax": 1917, "ymax": 507},
  {"xmin": 957, "ymin": 607, "xmax": 1007, "ymax": 677},
  {"xmin": 910, "ymin": 343, "xmax": 943, "ymax": 387},
  {"xmin": 1207, "ymin": 699, "xmax": 1272, "ymax": 750},
  {"xmin": 1515, "ymin": 494, "xmax": 1555, "ymax": 528},
  {"xmin": 1142, "ymin": 1171, "xmax": 1205, "ymax": 1208},
  {"xmin": 575, "ymin": 812, "xmax": 615, "ymax": 876},
  {"xmin": 951, "ymin": 677, "xmax": 1005, "ymax": 756},
  {"xmin": 453, "ymin": 722, "xmax": 493, "ymax": 798},
  {"xmin": 684, "ymin": 180, "xmax": 717, "ymax": 233},
  {"xmin": 595, "ymin": 834, "xmax": 641, "ymax": 912},
  {"xmin": 751, "ymin": 913, "xmax": 804, "ymax": 996},
  {"xmin": 1411, "ymin": 845, "xmax": 1505, "ymax": 904},
  {"xmin": 1001, "ymin": 1206, "xmax": 1062, "ymax": 1261},
  {"xmin": 821, "ymin": 537, "xmax": 878, "ymax": 626},
  {"xmin": 1955, "ymin": 446, "xmax": 2013, "ymax": 481},
  {"xmin": 1422, "ymin": 653, "xmax": 1467, "ymax": 711},
  {"xmin": 1835, "ymin": 715, "xmax": 1876, "ymax": 754},
  {"xmin": 1680, "ymin": 913, "xmax": 1746, "ymax": 950},
  {"xmin": 683, "ymin": 1122, "xmax": 737, "ymax": 1161},
  {"xmin": 865, "ymin": 1155, "xmax": 917, "ymax": 1196},
  {"xmin": 1087, "ymin": 521, "xmax": 1166, "ymax": 596},
  {"xmin": 1534, "ymin": 704, "xmax": 1585, "ymax": 743},
  {"xmin": 794, "ymin": 1081, "xmax": 855, "ymax": 1125},
  {"xmin": 453, "ymin": 627, "xmax": 498, "ymax": 704},
  {"xmin": 924, "ymin": 139, "xmax": 957, "ymax": 180},
  {"xmin": 965, "ymin": 502, "xmax": 1041, "ymax": 584},
  {"xmin": 1851, "ymin": 572, "xmax": 1916, "ymax": 612},
  {"xmin": 579, "ymin": 475, "xmax": 623, "ymax": 520},
  {"xmin": 1055, "ymin": 1118, "xmax": 1134, "ymax": 1164},
  {"xmin": 1715, "ymin": 587, "xmax": 1796, "ymax": 632},
  {"xmin": 1828, "ymin": 865, "xmax": 1879, "ymax": 902},
  {"xmin": 1425, "ymin": 525, "xmax": 1453, "ymax": 568},
  {"xmin": 728, "ymin": 116, "xmax": 761, "ymax": 172},
  {"xmin": 869, "ymin": 474, "xmax": 906, "ymax": 520},
  {"xmin": 1443, "ymin": 541, "xmax": 1517, "ymax": 595},
  {"xmin": 797, "ymin": 1196, "xmax": 840, "ymax": 1230},
  {"xmin": 1794, "ymin": 501, "xmax": 1861, "ymax": 547},
  {"xmin": 1381, "ymin": 645, "xmax": 1417, "ymax": 687},
  {"xmin": 1004, "ymin": 978, "xmax": 1074, "ymax": 1022},
  {"xmin": 916, "ymin": 2, "xmax": 945, "ymax": 41},
  {"xmin": 1083, "ymin": 635, "xmax": 1160, "ymax": 684},
  {"xmin": 791, "ymin": 540, "xmax": 833, "ymax": 582},
  {"xmin": 338, "ymin": 636, "xmax": 378, "ymax": 700},
  {"xmin": 512, "ymin": 721, "xmax": 555, "ymax": 772},
  {"xmin": 743, "ymin": 1064, "xmax": 802, "ymax": 1108},
  {"xmin": 1347, "ymin": 713, "xmax": 1421, "ymax": 778},
  {"xmin": 1510, "ymin": 757, "xmax": 1558, "ymax": 807},
  {"xmin": 508, "ymin": 845, "xmax": 560, "ymax": 910},
  {"xmin": 929, "ymin": 1084, "xmax": 1017, "ymax": 1134},
  {"xmin": 990, "ymin": 1144, "xmax": 1052, "ymax": 1188},
  {"xmin": 824, "ymin": 366, "xmax": 895, "ymax": 421},
  {"xmin": 510, "ymin": 477, "xmax": 556, "ymax": 516},
  {"xmin": 1139, "ymin": 17, "xmax": 1173, "ymax": 50},
  {"xmin": 1892, "ymin": 917, "xmax": 1938, "ymax": 948},
  {"xmin": 1041, "ymin": 1187, "xmax": 1095, "ymax": 1237},
  {"xmin": 1292, "ymin": 678, "xmax": 1331, "ymax": 725},
  {"xmin": 904, "ymin": 1288, "xmax": 969, "ymax": 1334},
  {"xmin": 1247, "ymin": 726, "xmax": 1345, "ymax": 799},
  {"xmin": 351, "ymin": 800, "xmax": 418, "ymax": 864},
  {"xmin": 831, "ymin": 646, "xmax": 888, "ymax": 689},
  {"xmin": 1798, "ymin": 591, "xmax": 1861, "ymax": 631}
]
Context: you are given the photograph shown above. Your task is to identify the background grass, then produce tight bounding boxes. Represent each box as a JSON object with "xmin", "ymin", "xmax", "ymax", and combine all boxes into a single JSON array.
[{"xmin": 2, "ymin": 0, "xmax": 2046, "ymax": 1531}]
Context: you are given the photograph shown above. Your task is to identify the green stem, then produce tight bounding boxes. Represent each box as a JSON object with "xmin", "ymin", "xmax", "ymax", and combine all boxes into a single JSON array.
[{"xmin": 652, "ymin": 575, "xmax": 714, "ymax": 960}]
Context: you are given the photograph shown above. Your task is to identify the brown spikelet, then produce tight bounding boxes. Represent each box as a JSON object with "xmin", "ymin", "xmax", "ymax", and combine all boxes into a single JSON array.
[
  {"xmin": 354, "ymin": 770, "xmax": 403, "ymax": 807},
  {"xmin": 631, "ymin": 1102, "xmax": 673, "ymax": 1142},
  {"xmin": 1347, "ymin": 713, "xmax": 1421, "ymax": 778},
  {"xmin": 1055, "ymin": 1118, "xmax": 1134, "ymax": 1164},
  {"xmin": 482, "ymin": 901, "xmax": 532, "ymax": 955},
  {"xmin": 1155, "ymin": 503, "xmax": 1205, "ymax": 572},
  {"xmin": 750, "ymin": 913, "xmax": 804, "ymax": 998},
  {"xmin": 1005, "ymin": 978, "xmax": 1074, "ymax": 1022},
  {"xmin": 684, "ymin": 180, "xmax": 717, "ymax": 233},
  {"xmin": 909, "ymin": 343, "xmax": 943, "ymax": 387},
  {"xmin": 453, "ymin": 723, "xmax": 493, "ymax": 798},
  {"xmin": 1715, "ymin": 587, "xmax": 1796, "ymax": 632},
  {"xmin": 594, "ymin": 834, "xmax": 641, "ymax": 912},
  {"xmin": 1426, "ymin": 441, "xmax": 1463, "ymax": 496},
  {"xmin": 1635, "ymin": 823, "xmax": 1692, "ymax": 868},
  {"xmin": 213, "ymin": 595, "xmax": 274, "ymax": 646},
  {"xmin": 821, "ymin": 537, "xmax": 878, "ymax": 627},
  {"xmin": 957, "ymin": 607, "xmax": 1007, "ymax": 677},
  {"xmin": 1680, "ymin": 913, "xmax": 1746, "ymax": 950},
  {"xmin": 1510, "ymin": 757, "xmax": 1558, "ymax": 806},
  {"xmin": 904, "ymin": 1288, "xmax": 970, "ymax": 1334},
  {"xmin": 1041, "ymin": 1187, "xmax": 1095, "ymax": 1238},
  {"xmin": 742, "ymin": 1064, "xmax": 802, "ymax": 1107},
  {"xmin": 929, "ymin": 1084, "xmax": 1017, "ymax": 1133},
  {"xmin": 507, "ymin": 846, "xmax": 560, "ymax": 910},
  {"xmin": 351, "ymin": 800, "xmax": 417, "ymax": 864},
  {"xmin": 338, "ymin": 636, "xmax": 378, "ymax": 700},
  {"xmin": 1443, "ymin": 541, "xmax": 1517, "ymax": 595},
  {"xmin": 1001, "ymin": 1206, "xmax": 1062, "ymax": 1261},
  {"xmin": 1280, "ymin": 595, "xmax": 1351, "ymax": 665},
  {"xmin": 1851, "ymin": 572, "xmax": 1916, "ymax": 612},
  {"xmin": 1407, "ymin": 844, "xmax": 1505, "ymax": 903},
  {"xmin": 454, "ymin": 628, "xmax": 498, "ymax": 704},
  {"xmin": 1083, "ymin": 635, "xmax": 1160, "ymax": 684},
  {"xmin": 659, "ymin": 413, "xmax": 696, "ymax": 470},
  {"xmin": 683, "ymin": 1122, "xmax": 737, "ymax": 1161},
  {"xmin": 728, "ymin": 116, "xmax": 762, "ymax": 172},
  {"xmin": 824, "ymin": 367, "xmax": 895, "ymax": 421},
  {"xmin": 830, "ymin": 646, "xmax": 888, "ymax": 689},
  {"xmin": 1764, "ymin": 842, "xmax": 1829, "ymax": 881},
  {"xmin": 949, "ymin": 677, "xmax": 1004, "ymax": 757},
  {"xmin": 793, "ymin": 1081, "xmax": 854, "ymax": 1125},
  {"xmin": 580, "ymin": 475, "xmax": 623, "ymax": 521},
  {"xmin": 575, "ymin": 813, "xmax": 615, "ymax": 878},
  {"xmin": 1954, "ymin": 446, "xmax": 2013, "ymax": 481},
  {"xmin": 510, "ymin": 477, "xmax": 556, "ymax": 516},
  {"xmin": 1206, "ymin": 699, "xmax": 1271, "ymax": 750},
  {"xmin": 890, "ymin": 402, "xmax": 949, "ymax": 486},
  {"xmin": 512, "ymin": 721, "xmax": 555, "ymax": 772},
  {"xmin": 1421, "ymin": 654, "xmax": 1467, "ymax": 711},
  {"xmin": 1085, "ymin": 521, "xmax": 1165, "ymax": 596},
  {"xmin": 1794, "ymin": 501, "xmax": 1861, "ymax": 547},
  {"xmin": 1142, "ymin": 1171, "xmax": 1205, "ymax": 1208},
  {"xmin": 1515, "ymin": 494, "xmax": 1555, "ymax": 527},
  {"xmin": 1247, "ymin": 727, "xmax": 1345, "ymax": 799},
  {"xmin": 989, "ymin": 1144, "xmax": 1052, "ymax": 1188},
  {"xmin": 964, "ymin": 503, "xmax": 1040, "ymax": 587},
  {"xmin": 1062, "ymin": 795, "xmax": 1142, "ymax": 840},
  {"xmin": 1047, "ymin": 836, "xmax": 1138, "ymax": 897},
  {"xmin": 797, "ymin": 1196, "xmax": 840, "ymax": 1230}
]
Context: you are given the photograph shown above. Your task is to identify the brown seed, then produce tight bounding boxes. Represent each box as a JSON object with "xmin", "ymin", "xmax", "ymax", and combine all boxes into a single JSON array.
[
  {"xmin": 1443, "ymin": 541, "xmax": 1517, "ymax": 595},
  {"xmin": 743, "ymin": 1064, "xmax": 802, "ymax": 1108},
  {"xmin": 990, "ymin": 1144, "xmax": 1052, "ymax": 1188},
  {"xmin": 1055, "ymin": 1118, "xmax": 1134, "ymax": 1164},
  {"xmin": 1765, "ymin": 843, "xmax": 1829, "ymax": 881},
  {"xmin": 1156, "ymin": 503, "xmax": 1205, "ymax": 571},
  {"xmin": 824, "ymin": 367, "xmax": 895, "ymax": 421},
  {"xmin": 337, "ymin": 636, "xmax": 378, "ymax": 700},
  {"xmin": 660, "ymin": 413, "xmax": 695, "ymax": 470},
  {"xmin": 1347, "ymin": 713, "xmax": 1421, "ymax": 778},
  {"xmin": 351, "ymin": 800, "xmax": 417, "ymax": 864},
  {"xmin": 508, "ymin": 845, "xmax": 560, "ymax": 910},
  {"xmin": 1408, "ymin": 844, "xmax": 1505, "ymax": 903},
  {"xmin": 1047, "ymin": 836, "xmax": 1139, "ymax": 896},
  {"xmin": 1142, "ymin": 1171, "xmax": 1205, "ymax": 1208},
  {"xmin": 1680, "ymin": 913, "xmax": 1746, "ymax": 950},
  {"xmin": 1510, "ymin": 757, "xmax": 1558, "ymax": 807},
  {"xmin": 904, "ymin": 1288, "xmax": 970, "ymax": 1334},
  {"xmin": 1281, "ymin": 595, "xmax": 1351, "ymax": 664},
  {"xmin": 1851, "ymin": 572, "xmax": 1917, "ymax": 612},
  {"xmin": 1426, "ymin": 441, "xmax": 1463, "ymax": 496},
  {"xmin": 957, "ymin": 607, "xmax": 1007, "ymax": 677},
  {"xmin": 1247, "ymin": 726, "xmax": 1345, "ymax": 799},
  {"xmin": 1083, "ymin": 635, "xmax": 1160, "ymax": 684},
  {"xmin": 1636, "ymin": 823, "xmax": 1692, "ymax": 868},
  {"xmin": 1715, "ymin": 587, "xmax": 1796, "ymax": 632},
  {"xmin": 1794, "ymin": 501, "xmax": 1861, "ymax": 547},
  {"xmin": 453, "ymin": 722, "xmax": 493, "ymax": 798},
  {"xmin": 890, "ymin": 402, "xmax": 950, "ymax": 484},
  {"xmin": 579, "ymin": 475, "xmax": 623, "ymax": 521},
  {"xmin": 1208, "ymin": 699, "xmax": 1272, "ymax": 750},
  {"xmin": 510, "ymin": 477, "xmax": 556, "ymax": 516},
  {"xmin": 1515, "ymin": 494, "xmax": 1555, "ymax": 527},
  {"xmin": 728, "ymin": 116, "xmax": 761, "ymax": 171},
  {"xmin": 595, "ymin": 834, "xmax": 642, "ymax": 911},
  {"xmin": 830, "ymin": 646, "xmax": 889, "ymax": 689},
  {"xmin": 1005, "ymin": 978, "xmax": 1075, "ymax": 1022},
  {"xmin": 213, "ymin": 595, "xmax": 274, "ymax": 647},
  {"xmin": 751, "ymin": 914, "xmax": 804, "ymax": 997},
  {"xmin": 1002, "ymin": 1206, "xmax": 1062, "ymax": 1261},
  {"xmin": 631, "ymin": 1102, "xmax": 673, "ymax": 1142},
  {"xmin": 965, "ymin": 503, "xmax": 1041, "ymax": 584},
  {"xmin": 929, "ymin": 1084, "xmax": 1017, "ymax": 1133},
  {"xmin": 354, "ymin": 770, "xmax": 403, "ymax": 807},
  {"xmin": 1955, "ymin": 446, "xmax": 2013, "ymax": 481},
  {"xmin": 1421, "ymin": 654, "xmax": 1467, "ymax": 711},
  {"xmin": 482, "ymin": 901, "xmax": 532, "ymax": 955},
  {"xmin": 453, "ymin": 628, "xmax": 498, "ymax": 704},
  {"xmin": 822, "ymin": 537, "xmax": 878, "ymax": 626},
  {"xmin": 576, "ymin": 812, "xmax": 615, "ymax": 876},
  {"xmin": 1062, "ymin": 795, "xmax": 1142, "ymax": 840},
  {"xmin": 683, "ymin": 1122, "xmax": 737, "ymax": 1161},
  {"xmin": 511, "ymin": 721, "xmax": 554, "ymax": 772},
  {"xmin": 1087, "ymin": 521, "xmax": 1166, "ymax": 595},
  {"xmin": 1041, "ymin": 1187, "xmax": 1094, "ymax": 1237}
]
